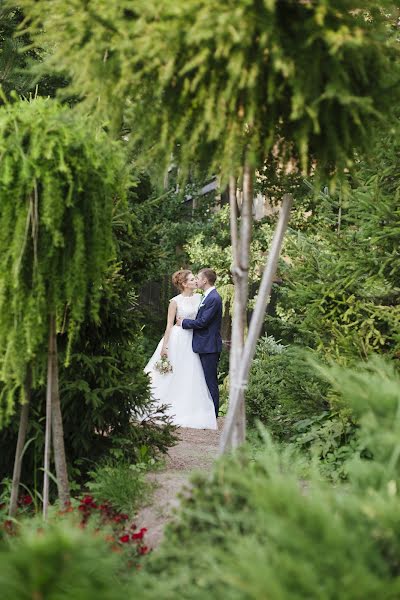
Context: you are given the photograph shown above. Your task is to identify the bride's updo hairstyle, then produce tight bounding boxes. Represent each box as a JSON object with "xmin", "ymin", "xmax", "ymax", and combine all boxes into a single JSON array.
[{"xmin": 172, "ymin": 269, "xmax": 192, "ymax": 292}]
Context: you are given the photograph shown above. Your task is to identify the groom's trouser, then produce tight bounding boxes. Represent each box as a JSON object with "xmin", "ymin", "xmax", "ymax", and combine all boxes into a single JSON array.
[{"xmin": 199, "ymin": 353, "xmax": 220, "ymax": 417}]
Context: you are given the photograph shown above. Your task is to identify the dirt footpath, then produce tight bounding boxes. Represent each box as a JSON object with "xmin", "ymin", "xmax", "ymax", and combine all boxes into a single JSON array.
[{"xmin": 135, "ymin": 419, "xmax": 223, "ymax": 549}]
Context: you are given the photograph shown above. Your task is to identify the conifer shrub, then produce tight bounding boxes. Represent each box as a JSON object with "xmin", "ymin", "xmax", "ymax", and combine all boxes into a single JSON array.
[
  {"xmin": 245, "ymin": 336, "xmax": 329, "ymax": 439},
  {"xmin": 0, "ymin": 518, "xmax": 132, "ymax": 599},
  {"xmin": 0, "ymin": 496, "xmax": 151, "ymax": 597},
  {"xmin": 273, "ymin": 130, "xmax": 400, "ymax": 364}
]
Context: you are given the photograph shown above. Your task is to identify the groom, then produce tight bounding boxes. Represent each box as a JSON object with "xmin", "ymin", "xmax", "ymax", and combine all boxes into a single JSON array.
[{"xmin": 176, "ymin": 268, "xmax": 222, "ymax": 417}]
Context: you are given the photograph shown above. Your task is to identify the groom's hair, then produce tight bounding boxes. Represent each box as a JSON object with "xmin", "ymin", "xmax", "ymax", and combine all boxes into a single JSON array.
[{"xmin": 199, "ymin": 268, "xmax": 217, "ymax": 285}]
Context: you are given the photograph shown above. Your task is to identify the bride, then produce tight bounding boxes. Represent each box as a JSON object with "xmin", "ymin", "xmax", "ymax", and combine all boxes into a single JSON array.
[{"xmin": 144, "ymin": 270, "xmax": 217, "ymax": 430}]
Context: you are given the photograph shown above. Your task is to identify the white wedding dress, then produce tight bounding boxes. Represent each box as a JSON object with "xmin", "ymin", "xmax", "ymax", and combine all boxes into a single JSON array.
[{"xmin": 144, "ymin": 293, "xmax": 217, "ymax": 430}]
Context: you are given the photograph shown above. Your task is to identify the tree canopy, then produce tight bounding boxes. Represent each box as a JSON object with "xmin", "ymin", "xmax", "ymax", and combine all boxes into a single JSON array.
[{"xmin": 18, "ymin": 0, "xmax": 400, "ymax": 178}]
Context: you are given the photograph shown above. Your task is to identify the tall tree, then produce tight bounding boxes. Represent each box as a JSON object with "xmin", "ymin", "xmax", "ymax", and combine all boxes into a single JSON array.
[
  {"xmin": 18, "ymin": 0, "xmax": 400, "ymax": 449},
  {"xmin": 0, "ymin": 97, "xmax": 128, "ymax": 515}
]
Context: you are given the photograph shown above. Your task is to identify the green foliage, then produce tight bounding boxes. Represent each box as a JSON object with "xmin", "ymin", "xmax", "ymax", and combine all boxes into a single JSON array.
[
  {"xmin": 0, "ymin": 6, "xmax": 66, "ymax": 98},
  {"xmin": 56, "ymin": 178, "xmax": 177, "ymax": 468},
  {"xmin": 0, "ymin": 6, "xmax": 33, "ymax": 96},
  {"xmin": 186, "ymin": 204, "xmax": 284, "ymax": 312},
  {"xmin": 276, "ymin": 133, "xmax": 400, "ymax": 362},
  {"xmin": 245, "ymin": 336, "xmax": 329, "ymax": 440},
  {"xmin": 320, "ymin": 357, "xmax": 400, "ymax": 492},
  {"xmin": 19, "ymin": 0, "xmax": 400, "ymax": 179},
  {"xmin": 5, "ymin": 356, "xmax": 400, "ymax": 600},
  {"xmin": 86, "ymin": 460, "xmax": 151, "ymax": 516},
  {"xmin": 0, "ymin": 519, "xmax": 126, "ymax": 599},
  {"xmin": 291, "ymin": 411, "xmax": 359, "ymax": 481},
  {"xmin": 0, "ymin": 97, "xmax": 128, "ymax": 418},
  {"xmin": 0, "ymin": 185, "xmax": 178, "ymax": 488},
  {"xmin": 140, "ymin": 181, "xmax": 221, "ymax": 277},
  {"xmin": 57, "ymin": 276, "xmax": 176, "ymax": 468},
  {"xmin": 129, "ymin": 358, "xmax": 400, "ymax": 598}
]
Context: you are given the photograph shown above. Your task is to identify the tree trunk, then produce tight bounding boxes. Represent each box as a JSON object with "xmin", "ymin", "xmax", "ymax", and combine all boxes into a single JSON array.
[
  {"xmin": 228, "ymin": 165, "xmax": 253, "ymax": 447},
  {"xmin": 9, "ymin": 371, "xmax": 31, "ymax": 518},
  {"xmin": 220, "ymin": 193, "xmax": 293, "ymax": 453},
  {"xmin": 228, "ymin": 175, "xmax": 241, "ymax": 380},
  {"xmin": 51, "ymin": 328, "xmax": 70, "ymax": 508},
  {"xmin": 43, "ymin": 316, "xmax": 56, "ymax": 519}
]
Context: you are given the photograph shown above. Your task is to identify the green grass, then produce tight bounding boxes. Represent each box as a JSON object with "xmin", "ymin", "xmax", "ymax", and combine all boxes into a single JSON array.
[{"xmin": 87, "ymin": 460, "xmax": 153, "ymax": 515}]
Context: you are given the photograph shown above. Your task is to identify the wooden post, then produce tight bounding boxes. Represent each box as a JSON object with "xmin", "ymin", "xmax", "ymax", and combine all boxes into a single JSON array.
[{"xmin": 220, "ymin": 193, "xmax": 293, "ymax": 453}]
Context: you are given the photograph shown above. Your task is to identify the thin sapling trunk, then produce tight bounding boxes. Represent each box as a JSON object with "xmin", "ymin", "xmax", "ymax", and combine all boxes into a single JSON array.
[
  {"xmin": 220, "ymin": 193, "xmax": 293, "ymax": 453},
  {"xmin": 43, "ymin": 315, "xmax": 56, "ymax": 519},
  {"xmin": 51, "ymin": 326, "xmax": 70, "ymax": 508},
  {"xmin": 9, "ymin": 370, "xmax": 31, "ymax": 517},
  {"xmin": 228, "ymin": 164, "xmax": 253, "ymax": 446}
]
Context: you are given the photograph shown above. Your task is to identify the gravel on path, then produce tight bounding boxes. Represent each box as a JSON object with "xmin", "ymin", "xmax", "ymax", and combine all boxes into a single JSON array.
[{"xmin": 135, "ymin": 418, "xmax": 224, "ymax": 550}]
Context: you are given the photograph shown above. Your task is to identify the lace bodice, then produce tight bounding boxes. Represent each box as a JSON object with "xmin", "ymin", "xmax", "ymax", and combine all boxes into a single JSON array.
[{"xmin": 171, "ymin": 293, "xmax": 202, "ymax": 320}]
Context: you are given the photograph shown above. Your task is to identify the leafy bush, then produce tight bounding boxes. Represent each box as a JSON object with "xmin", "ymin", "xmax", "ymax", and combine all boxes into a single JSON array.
[
  {"xmin": 129, "ymin": 359, "xmax": 400, "ymax": 599},
  {"xmin": 321, "ymin": 357, "xmax": 400, "ymax": 492},
  {"xmin": 245, "ymin": 337, "xmax": 329, "ymax": 440},
  {"xmin": 291, "ymin": 411, "xmax": 359, "ymax": 481}
]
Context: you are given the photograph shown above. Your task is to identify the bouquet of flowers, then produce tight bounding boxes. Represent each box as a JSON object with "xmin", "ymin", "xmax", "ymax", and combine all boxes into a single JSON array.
[{"xmin": 154, "ymin": 355, "xmax": 173, "ymax": 374}]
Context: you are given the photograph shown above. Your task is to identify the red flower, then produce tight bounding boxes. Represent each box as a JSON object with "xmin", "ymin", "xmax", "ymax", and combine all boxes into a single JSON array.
[
  {"xmin": 119, "ymin": 534, "xmax": 130, "ymax": 543},
  {"xmin": 82, "ymin": 495, "xmax": 94, "ymax": 505},
  {"xmin": 132, "ymin": 527, "xmax": 147, "ymax": 541},
  {"xmin": 139, "ymin": 545, "xmax": 149, "ymax": 555},
  {"xmin": 22, "ymin": 494, "xmax": 33, "ymax": 505},
  {"xmin": 120, "ymin": 514, "xmax": 129, "ymax": 520}
]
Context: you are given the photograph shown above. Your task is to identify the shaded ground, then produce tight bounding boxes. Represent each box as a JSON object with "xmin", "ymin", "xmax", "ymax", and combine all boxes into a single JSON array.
[{"xmin": 135, "ymin": 418, "xmax": 223, "ymax": 549}]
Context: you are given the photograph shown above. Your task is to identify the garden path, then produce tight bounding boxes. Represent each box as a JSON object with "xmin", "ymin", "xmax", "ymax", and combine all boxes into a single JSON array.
[{"xmin": 135, "ymin": 418, "xmax": 223, "ymax": 550}]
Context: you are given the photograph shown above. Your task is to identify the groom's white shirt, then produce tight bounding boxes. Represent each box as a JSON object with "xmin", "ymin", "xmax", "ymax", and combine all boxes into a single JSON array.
[
  {"xmin": 198, "ymin": 286, "xmax": 215, "ymax": 309},
  {"xmin": 203, "ymin": 286, "xmax": 215, "ymax": 299}
]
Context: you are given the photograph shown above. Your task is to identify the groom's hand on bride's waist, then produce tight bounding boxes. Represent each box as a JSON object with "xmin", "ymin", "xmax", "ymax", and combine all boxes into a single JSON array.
[{"xmin": 176, "ymin": 318, "xmax": 183, "ymax": 326}]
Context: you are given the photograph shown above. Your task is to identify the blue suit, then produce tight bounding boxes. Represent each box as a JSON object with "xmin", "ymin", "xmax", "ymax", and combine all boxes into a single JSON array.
[{"xmin": 182, "ymin": 288, "xmax": 222, "ymax": 417}]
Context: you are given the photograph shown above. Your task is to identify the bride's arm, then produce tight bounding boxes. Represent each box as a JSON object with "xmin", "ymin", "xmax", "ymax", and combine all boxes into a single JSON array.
[{"xmin": 161, "ymin": 299, "xmax": 177, "ymax": 357}]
